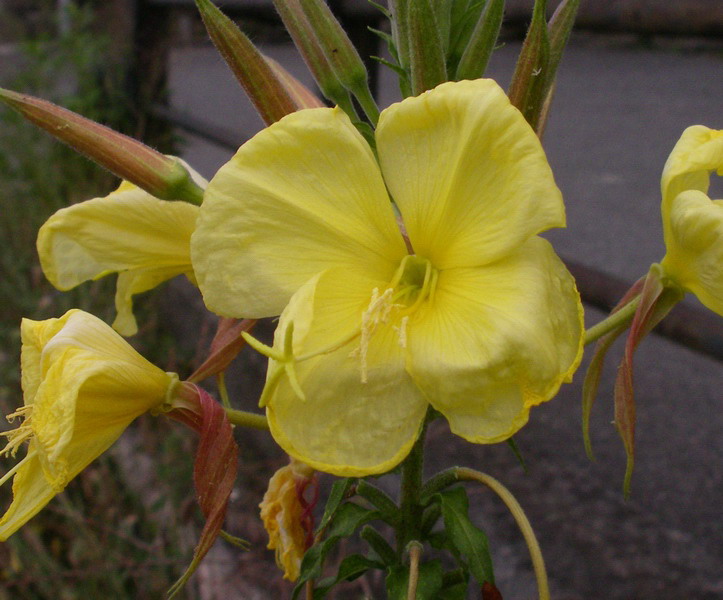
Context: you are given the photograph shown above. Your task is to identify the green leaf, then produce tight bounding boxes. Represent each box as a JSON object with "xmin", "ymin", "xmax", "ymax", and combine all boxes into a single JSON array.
[
  {"xmin": 506, "ymin": 437, "xmax": 528, "ymax": 473},
  {"xmin": 360, "ymin": 525, "xmax": 397, "ymax": 565},
  {"xmin": 293, "ymin": 501, "xmax": 379, "ymax": 598},
  {"xmin": 438, "ymin": 580, "xmax": 469, "ymax": 600},
  {"xmin": 386, "ymin": 560, "xmax": 444, "ymax": 600},
  {"xmin": 312, "ymin": 554, "xmax": 385, "ymax": 598},
  {"xmin": 316, "ymin": 477, "xmax": 355, "ymax": 534},
  {"xmin": 357, "ymin": 480, "xmax": 400, "ymax": 525},
  {"xmin": 437, "ymin": 487, "xmax": 494, "ymax": 586}
]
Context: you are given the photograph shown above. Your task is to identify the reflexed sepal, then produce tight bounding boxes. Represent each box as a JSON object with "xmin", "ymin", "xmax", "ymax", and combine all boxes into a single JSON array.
[{"xmin": 166, "ymin": 384, "xmax": 242, "ymax": 597}]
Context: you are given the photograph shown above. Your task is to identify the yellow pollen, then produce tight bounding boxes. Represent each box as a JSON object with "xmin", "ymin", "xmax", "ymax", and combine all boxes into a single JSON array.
[
  {"xmin": 1, "ymin": 404, "xmax": 34, "ymax": 458},
  {"xmin": 352, "ymin": 288, "xmax": 401, "ymax": 383}
]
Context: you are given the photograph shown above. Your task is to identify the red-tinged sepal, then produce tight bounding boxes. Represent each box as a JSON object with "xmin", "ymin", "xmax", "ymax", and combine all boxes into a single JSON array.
[
  {"xmin": 615, "ymin": 265, "xmax": 683, "ymax": 498},
  {"xmin": 188, "ymin": 318, "xmax": 257, "ymax": 383},
  {"xmin": 582, "ymin": 275, "xmax": 647, "ymax": 460},
  {"xmin": 0, "ymin": 88, "xmax": 204, "ymax": 205},
  {"xmin": 165, "ymin": 383, "xmax": 242, "ymax": 598}
]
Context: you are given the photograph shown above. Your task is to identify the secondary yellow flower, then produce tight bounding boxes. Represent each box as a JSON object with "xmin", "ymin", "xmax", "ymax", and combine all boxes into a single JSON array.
[
  {"xmin": 259, "ymin": 459, "xmax": 315, "ymax": 581},
  {"xmin": 192, "ymin": 79, "xmax": 584, "ymax": 475},
  {"xmin": 0, "ymin": 309, "xmax": 178, "ymax": 540},
  {"xmin": 659, "ymin": 126, "xmax": 723, "ymax": 315},
  {"xmin": 37, "ymin": 160, "xmax": 205, "ymax": 336}
]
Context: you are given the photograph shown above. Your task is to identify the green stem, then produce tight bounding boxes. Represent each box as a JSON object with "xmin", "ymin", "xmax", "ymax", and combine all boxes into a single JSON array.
[
  {"xmin": 398, "ymin": 411, "xmax": 429, "ymax": 553},
  {"xmin": 352, "ymin": 83, "xmax": 380, "ymax": 126},
  {"xmin": 455, "ymin": 467, "xmax": 549, "ymax": 600},
  {"xmin": 584, "ymin": 294, "xmax": 641, "ymax": 346},
  {"xmin": 224, "ymin": 408, "xmax": 269, "ymax": 430}
]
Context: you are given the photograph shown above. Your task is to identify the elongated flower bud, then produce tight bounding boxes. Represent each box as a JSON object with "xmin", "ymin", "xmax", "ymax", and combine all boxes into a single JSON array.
[{"xmin": 0, "ymin": 87, "xmax": 203, "ymax": 205}]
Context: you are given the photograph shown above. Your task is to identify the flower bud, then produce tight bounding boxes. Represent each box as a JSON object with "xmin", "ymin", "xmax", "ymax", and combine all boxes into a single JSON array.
[{"xmin": 0, "ymin": 87, "xmax": 203, "ymax": 204}]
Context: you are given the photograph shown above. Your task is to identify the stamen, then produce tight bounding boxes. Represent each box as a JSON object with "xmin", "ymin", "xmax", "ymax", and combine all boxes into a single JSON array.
[
  {"xmin": 1, "ymin": 404, "xmax": 34, "ymax": 458},
  {"xmin": 0, "ymin": 448, "xmax": 37, "ymax": 487},
  {"xmin": 395, "ymin": 316, "xmax": 409, "ymax": 349},
  {"xmin": 354, "ymin": 287, "xmax": 400, "ymax": 383}
]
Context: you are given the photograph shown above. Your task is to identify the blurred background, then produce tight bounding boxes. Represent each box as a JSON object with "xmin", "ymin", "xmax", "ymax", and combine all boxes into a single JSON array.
[{"xmin": 0, "ymin": 1, "xmax": 721, "ymax": 598}]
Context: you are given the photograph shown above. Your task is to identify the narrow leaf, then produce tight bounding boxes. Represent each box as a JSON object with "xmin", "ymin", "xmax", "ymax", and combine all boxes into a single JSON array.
[
  {"xmin": 196, "ymin": 0, "xmax": 297, "ymax": 125},
  {"xmin": 361, "ymin": 525, "xmax": 397, "ymax": 565},
  {"xmin": 356, "ymin": 480, "xmax": 400, "ymax": 525},
  {"xmin": 293, "ymin": 502, "xmax": 379, "ymax": 596},
  {"xmin": 316, "ymin": 477, "xmax": 356, "ymax": 534},
  {"xmin": 437, "ymin": 487, "xmax": 494, "ymax": 586}
]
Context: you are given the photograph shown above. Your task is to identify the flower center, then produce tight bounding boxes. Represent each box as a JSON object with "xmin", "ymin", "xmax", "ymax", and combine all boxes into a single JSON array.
[
  {"xmin": 354, "ymin": 255, "xmax": 438, "ymax": 382},
  {"xmin": 390, "ymin": 254, "xmax": 438, "ymax": 311}
]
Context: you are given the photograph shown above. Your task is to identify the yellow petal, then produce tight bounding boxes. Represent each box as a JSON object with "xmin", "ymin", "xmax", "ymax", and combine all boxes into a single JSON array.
[
  {"xmin": 112, "ymin": 267, "xmax": 192, "ymax": 336},
  {"xmin": 376, "ymin": 79, "xmax": 565, "ymax": 270},
  {"xmin": 661, "ymin": 125, "xmax": 723, "ymax": 222},
  {"xmin": 37, "ymin": 185, "xmax": 197, "ymax": 288},
  {"xmin": 192, "ymin": 107, "xmax": 407, "ymax": 319},
  {"xmin": 407, "ymin": 237, "xmax": 583, "ymax": 443},
  {"xmin": 0, "ymin": 451, "xmax": 56, "ymax": 540},
  {"xmin": 661, "ymin": 190, "xmax": 723, "ymax": 316},
  {"xmin": 23, "ymin": 310, "xmax": 172, "ymax": 481},
  {"xmin": 265, "ymin": 269, "xmax": 427, "ymax": 476}
]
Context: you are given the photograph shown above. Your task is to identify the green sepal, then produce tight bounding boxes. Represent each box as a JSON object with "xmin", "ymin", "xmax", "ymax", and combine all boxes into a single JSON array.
[
  {"xmin": 508, "ymin": 0, "xmax": 550, "ymax": 131},
  {"xmin": 582, "ymin": 321, "xmax": 628, "ymax": 461},
  {"xmin": 455, "ymin": 0, "xmax": 505, "ymax": 80},
  {"xmin": 386, "ymin": 560, "xmax": 444, "ymax": 600},
  {"xmin": 436, "ymin": 487, "xmax": 495, "ymax": 586},
  {"xmin": 408, "ymin": 0, "xmax": 447, "ymax": 95}
]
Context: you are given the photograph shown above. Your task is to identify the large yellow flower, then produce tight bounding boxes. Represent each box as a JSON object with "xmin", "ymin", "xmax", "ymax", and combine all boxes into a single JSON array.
[
  {"xmin": 37, "ymin": 160, "xmax": 205, "ymax": 336},
  {"xmin": 192, "ymin": 79, "xmax": 584, "ymax": 476},
  {"xmin": 659, "ymin": 126, "xmax": 723, "ymax": 315},
  {"xmin": 0, "ymin": 309, "xmax": 178, "ymax": 540}
]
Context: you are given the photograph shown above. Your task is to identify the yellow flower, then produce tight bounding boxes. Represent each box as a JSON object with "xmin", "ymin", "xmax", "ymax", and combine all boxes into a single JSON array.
[
  {"xmin": 37, "ymin": 160, "xmax": 205, "ymax": 336},
  {"xmin": 659, "ymin": 126, "xmax": 723, "ymax": 315},
  {"xmin": 259, "ymin": 459, "xmax": 315, "ymax": 581},
  {"xmin": 0, "ymin": 309, "xmax": 178, "ymax": 540},
  {"xmin": 192, "ymin": 79, "xmax": 584, "ymax": 476}
]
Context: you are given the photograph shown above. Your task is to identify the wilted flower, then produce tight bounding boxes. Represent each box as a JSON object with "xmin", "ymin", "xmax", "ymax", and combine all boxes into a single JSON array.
[
  {"xmin": 0, "ymin": 309, "xmax": 179, "ymax": 539},
  {"xmin": 192, "ymin": 79, "xmax": 584, "ymax": 475},
  {"xmin": 259, "ymin": 459, "xmax": 316, "ymax": 581}
]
